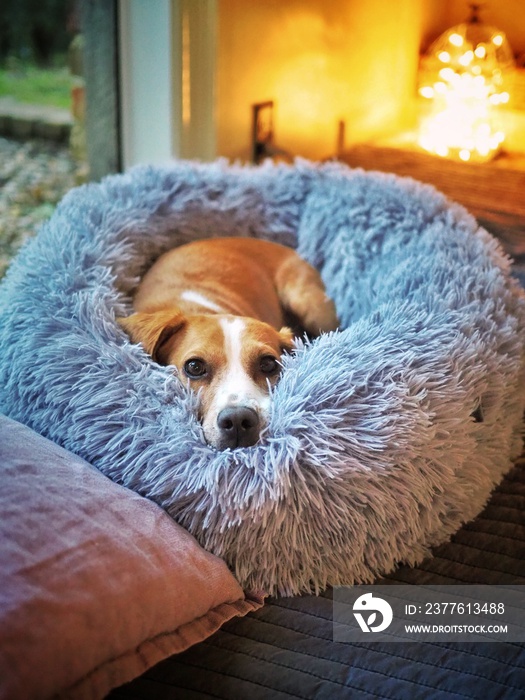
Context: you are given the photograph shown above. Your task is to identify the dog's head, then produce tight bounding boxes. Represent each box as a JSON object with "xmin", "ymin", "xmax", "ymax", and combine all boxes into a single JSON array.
[{"xmin": 119, "ymin": 308, "xmax": 293, "ymax": 450}]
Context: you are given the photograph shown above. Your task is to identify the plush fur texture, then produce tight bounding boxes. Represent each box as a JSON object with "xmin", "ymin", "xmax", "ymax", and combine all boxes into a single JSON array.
[{"xmin": 1, "ymin": 159, "xmax": 524, "ymax": 596}]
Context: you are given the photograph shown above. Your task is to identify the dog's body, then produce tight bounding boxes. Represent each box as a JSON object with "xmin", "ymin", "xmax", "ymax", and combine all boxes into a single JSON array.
[{"xmin": 120, "ymin": 237, "xmax": 338, "ymax": 449}]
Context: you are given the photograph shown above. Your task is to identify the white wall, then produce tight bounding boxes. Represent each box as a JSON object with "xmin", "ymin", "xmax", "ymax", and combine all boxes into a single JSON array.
[
  {"xmin": 216, "ymin": 0, "xmax": 425, "ymax": 161},
  {"xmin": 119, "ymin": 0, "xmax": 178, "ymax": 167},
  {"xmin": 118, "ymin": 0, "xmax": 216, "ymax": 168}
]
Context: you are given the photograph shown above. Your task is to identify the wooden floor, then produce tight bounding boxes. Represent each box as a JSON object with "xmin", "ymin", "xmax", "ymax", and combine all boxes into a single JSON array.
[{"xmin": 339, "ymin": 144, "xmax": 525, "ymax": 264}]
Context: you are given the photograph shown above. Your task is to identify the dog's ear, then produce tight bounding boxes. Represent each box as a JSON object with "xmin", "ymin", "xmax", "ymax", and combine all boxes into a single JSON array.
[
  {"xmin": 278, "ymin": 326, "xmax": 295, "ymax": 355},
  {"xmin": 118, "ymin": 308, "xmax": 186, "ymax": 364}
]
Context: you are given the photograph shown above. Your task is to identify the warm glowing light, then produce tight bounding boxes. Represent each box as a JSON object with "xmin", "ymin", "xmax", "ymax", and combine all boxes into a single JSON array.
[
  {"xmin": 418, "ymin": 62, "xmax": 512, "ymax": 163},
  {"xmin": 449, "ymin": 33, "xmax": 464, "ymax": 47},
  {"xmin": 489, "ymin": 91, "xmax": 509, "ymax": 106},
  {"xmin": 439, "ymin": 67, "xmax": 455, "ymax": 81},
  {"xmin": 181, "ymin": 9, "xmax": 191, "ymax": 126},
  {"xmin": 474, "ymin": 45, "xmax": 486, "ymax": 59},
  {"xmin": 458, "ymin": 50, "xmax": 474, "ymax": 66},
  {"xmin": 419, "ymin": 86, "xmax": 434, "ymax": 99},
  {"xmin": 478, "ymin": 123, "xmax": 491, "ymax": 138},
  {"xmin": 418, "ymin": 19, "xmax": 515, "ymax": 163},
  {"xmin": 418, "ymin": 70, "xmax": 509, "ymax": 161}
]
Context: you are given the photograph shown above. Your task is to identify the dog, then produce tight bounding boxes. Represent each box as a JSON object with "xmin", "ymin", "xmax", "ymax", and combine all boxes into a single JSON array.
[{"xmin": 119, "ymin": 237, "xmax": 338, "ymax": 450}]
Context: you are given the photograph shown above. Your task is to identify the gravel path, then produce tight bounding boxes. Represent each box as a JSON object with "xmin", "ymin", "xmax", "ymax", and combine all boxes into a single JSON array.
[{"xmin": 0, "ymin": 136, "xmax": 81, "ymax": 279}]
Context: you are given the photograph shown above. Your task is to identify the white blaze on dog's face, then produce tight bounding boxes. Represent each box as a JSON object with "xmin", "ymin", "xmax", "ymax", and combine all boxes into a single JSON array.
[
  {"xmin": 167, "ymin": 315, "xmax": 292, "ymax": 450},
  {"xmin": 121, "ymin": 310, "xmax": 293, "ymax": 450}
]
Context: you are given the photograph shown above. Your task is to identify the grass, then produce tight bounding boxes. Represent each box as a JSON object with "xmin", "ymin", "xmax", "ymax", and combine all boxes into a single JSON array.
[{"xmin": 0, "ymin": 63, "xmax": 71, "ymax": 109}]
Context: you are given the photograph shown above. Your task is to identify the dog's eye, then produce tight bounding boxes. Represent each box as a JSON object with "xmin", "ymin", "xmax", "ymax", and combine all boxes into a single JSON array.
[
  {"xmin": 259, "ymin": 355, "xmax": 280, "ymax": 375},
  {"xmin": 184, "ymin": 358, "xmax": 207, "ymax": 379}
]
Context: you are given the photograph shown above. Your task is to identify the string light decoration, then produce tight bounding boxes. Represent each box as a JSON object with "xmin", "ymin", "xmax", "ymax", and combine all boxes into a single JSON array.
[{"xmin": 418, "ymin": 4, "xmax": 515, "ymax": 162}]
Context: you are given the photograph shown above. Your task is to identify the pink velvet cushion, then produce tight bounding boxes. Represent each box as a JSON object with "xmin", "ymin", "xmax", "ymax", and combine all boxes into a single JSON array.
[{"xmin": 0, "ymin": 415, "xmax": 262, "ymax": 700}]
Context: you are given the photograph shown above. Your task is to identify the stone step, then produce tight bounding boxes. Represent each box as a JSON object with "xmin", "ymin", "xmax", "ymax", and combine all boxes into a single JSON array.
[{"xmin": 0, "ymin": 97, "xmax": 72, "ymax": 143}]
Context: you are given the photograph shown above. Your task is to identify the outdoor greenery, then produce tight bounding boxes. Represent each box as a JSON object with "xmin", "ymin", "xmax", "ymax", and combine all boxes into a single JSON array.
[
  {"xmin": 0, "ymin": 0, "xmax": 73, "ymax": 108},
  {"xmin": 0, "ymin": 63, "xmax": 71, "ymax": 109}
]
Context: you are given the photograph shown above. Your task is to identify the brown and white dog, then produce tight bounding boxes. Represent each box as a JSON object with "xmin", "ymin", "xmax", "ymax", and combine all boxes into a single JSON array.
[{"xmin": 119, "ymin": 237, "xmax": 338, "ymax": 450}]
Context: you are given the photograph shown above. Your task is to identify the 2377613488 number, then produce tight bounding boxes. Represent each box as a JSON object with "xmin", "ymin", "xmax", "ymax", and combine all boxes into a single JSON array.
[{"xmin": 425, "ymin": 602, "xmax": 505, "ymax": 615}]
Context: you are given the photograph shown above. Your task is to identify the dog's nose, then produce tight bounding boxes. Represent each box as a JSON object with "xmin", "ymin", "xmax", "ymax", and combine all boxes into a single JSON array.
[{"xmin": 217, "ymin": 406, "xmax": 260, "ymax": 448}]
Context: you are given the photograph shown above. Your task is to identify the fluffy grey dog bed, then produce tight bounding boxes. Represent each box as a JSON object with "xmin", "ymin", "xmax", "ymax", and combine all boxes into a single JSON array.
[{"xmin": 1, "ymin": 159, "xmax": 524, "ymax": 595}]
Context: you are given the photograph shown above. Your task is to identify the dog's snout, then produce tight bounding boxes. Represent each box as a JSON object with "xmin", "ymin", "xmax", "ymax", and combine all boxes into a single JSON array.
[{"xmin": 217, "ymin": 406, "xmax": 260, "ymax": 449}]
